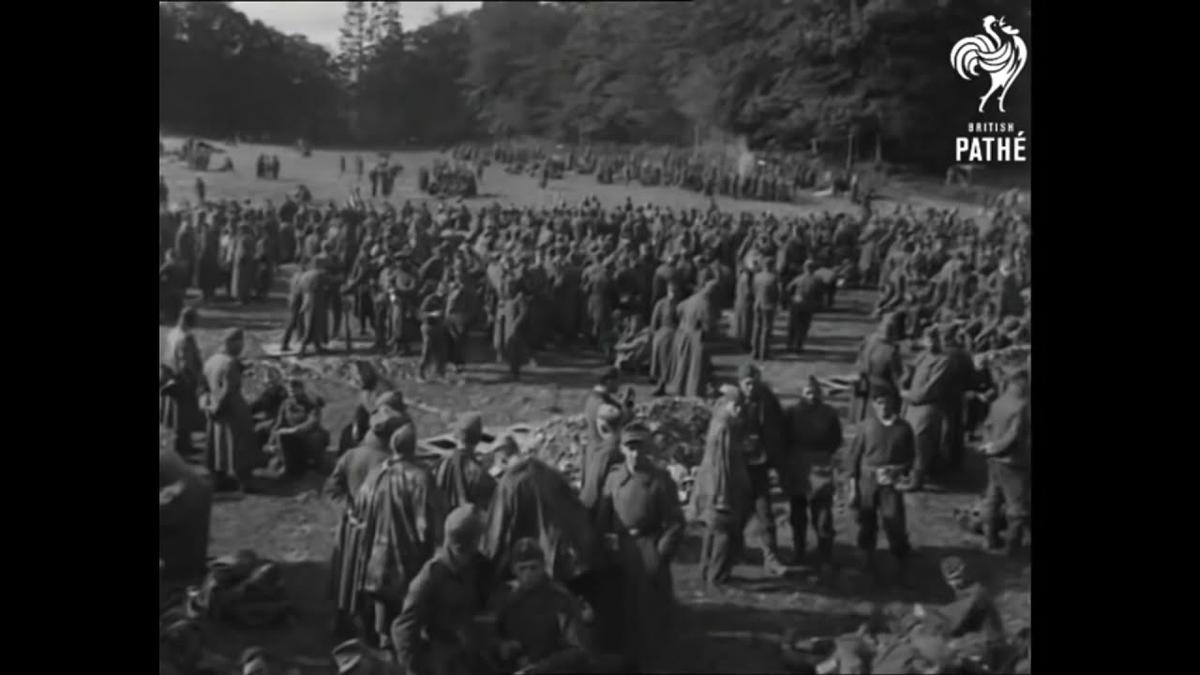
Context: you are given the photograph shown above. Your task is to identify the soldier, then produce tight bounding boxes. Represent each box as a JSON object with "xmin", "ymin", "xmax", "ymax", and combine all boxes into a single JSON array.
[
  {"xmin": 751, "ymin": 259, "xmax": 780, "ymax": 361},
  {"xmin": 693, "ymin": 385, "xmax": 751, "ymax": 592},
  {"xmin": 391, "ymin": 505, "xmax": 488, "ymax": 675},
  {"xmin": 737, "ymin": 363, "xmax": 789, "ymax": 576},
  {"xmin": 325, "ymin": 406, "xmax": 408, "ymax": 639},
  {"xmin": 444, "ymin": 274, "xmax": 473, "ymax": 373},
  {"xmin": 194, "ymin": 176, "xmax": 206, "ymax": 204},
  {"xmin": 784, "ymin": 261, "xmax": 825, "ymax": 354},
  {"xmin": 433, "ymin": 413, "xmax": 497, "ymax": 511},
  {"xmin": 847, "ymin": 382, "xmax": 916, "ymax": 587},
  {"xmin": 781, "ymin": 377, "xmax": 842, "ymax": 575},
  {"xmin": 940, "ymin": 328, "xmax": 976, "ymax": 474},
  {"xmin": 255, "ymin": 378, "xmax": 330, "ymax": 480},
  {"xmin": 340, "ymin": 155, "xmax": 346, "ymax": 175},
  {"xmin": 280, "ymin": 267, "xmax": 330, "ymax": 356},
  {"xmin": 490, "ymin": 538, "xmax": 599, "ymax": 673},
  {"xmin": 417, "ymin": 285, "xmax": 449, "ymax": 382},
  {"xmin": 901, "ymin": 327, "xmax": 952, "ymax": 490},
  {"xmin": 980, "ymin": 368, "xmax": 1031, "ymax": 557},
  {"xmin": 596, "ymin": 423, "xmax": 686, "ymax": 670},
  {"xmin": 851, "ymin": 313, "xmax": 906, "ymax": 423},
  {"xmin": 925, "ymin": 556, "xmax": 1005, "ymax": 640}
]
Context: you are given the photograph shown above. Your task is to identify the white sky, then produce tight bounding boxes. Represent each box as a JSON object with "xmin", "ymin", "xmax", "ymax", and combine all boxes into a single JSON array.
[{"xmin": 230, "ymin": 1, "xmax": 482, "ymax": 50}]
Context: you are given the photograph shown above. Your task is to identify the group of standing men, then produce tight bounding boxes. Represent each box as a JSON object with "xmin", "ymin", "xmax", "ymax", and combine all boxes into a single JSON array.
[
  {"xmin": 256, "ymin": 154, "xmax": 282, "ymax": 180},
  {"xmin": 317, "ymin": 366, "xmax": 691, "ymax": 673}
]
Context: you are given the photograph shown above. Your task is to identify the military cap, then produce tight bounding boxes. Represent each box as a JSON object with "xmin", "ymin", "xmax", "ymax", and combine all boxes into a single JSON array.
[
  {"xmin": 869, "ymin": 379, "xmax": 899, "ymax": 401},
  {"xmin": 620, "ymin": 423, "xmax": 651, "ymax": 447},
  {"xmin": 444, "ymin": 504, "xmax": 484, "ymax": 544},
  {"xmin": 376, "ymin": 390, "xmax": 406, "ymax": 413},
  {"xmin": 737, "ymin": 362, "xmax": 760, "ymax": 380},
  {"xmin": 389, "ymin": 423, "xmax": 417, "ymax": 456},
  {"xmin": 456, "ymin": 412, "xmax": 484, "ymax": 439},
  {"xmin": 511, "ymin": 537, "xmax": 545, "ymax": 564},
  {"xmin": 939, "ymin": 556, "xmax": 970, "ymax": 585},
  {"xmin": 597, "ymin": 403, "xmax": 623, "ymax": 424}
]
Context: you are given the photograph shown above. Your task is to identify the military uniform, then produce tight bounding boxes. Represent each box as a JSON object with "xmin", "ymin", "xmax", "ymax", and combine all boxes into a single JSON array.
[
  {"xmin": 981, "ymin": 386, "xmax": 1031, "ymax": 555},
  {"xmin": 273, "ymin": 391, "xmax": 329, "ymax": 477},
  {"xmin": 491, "ymin": 578, "xmax": 591, "ymax": 673},
  {"xmin": 391, "ymin": 549, "xmax": 489, "ymax": 675},
  {"xmin": 596, "ymin": 458, "xmax": 685, "ymax": 668},
  {"xmin": 847, "ymin": 413, "xmax": 915, "ymax": 575},
  {"xmin": 751, "ymin": 267, "xmax": 780, "ymax": 360},
  {"xmin": 783, "ymin": 398, "xmax": 842, "ymax": 565}
]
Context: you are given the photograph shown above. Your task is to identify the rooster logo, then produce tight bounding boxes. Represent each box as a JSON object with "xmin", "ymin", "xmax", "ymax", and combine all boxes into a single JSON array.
[{"xmin": 951, "ymin": 16, "xmax": 1027, "ymax": 113}]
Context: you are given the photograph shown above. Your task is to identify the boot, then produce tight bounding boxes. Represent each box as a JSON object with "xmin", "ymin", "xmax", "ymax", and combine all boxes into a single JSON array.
[
  {"xmin": 861, "ymin": 550, "xmax": 878, "ymax": 580},
  {"xmin": 762, "ymin": 548, "xmax": 788, "ymax": 577},
  {"xmin": 984, "ymin": 514, "xmax": 1005, "ymax": 551},
  {"xmin": 789, "ymin": 522, "xmax": 807, "ymax": 566},
  {"xmin": 893, "ymin": 556, "xmax": 913, "ymax": 589},
  {"xmin": 1006, "ymin": 520, "xmax": 1027, "ymax": 558}
]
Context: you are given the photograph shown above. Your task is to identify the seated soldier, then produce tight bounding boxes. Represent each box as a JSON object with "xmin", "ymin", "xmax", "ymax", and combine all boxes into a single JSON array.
[
  {"xmin": 256, "ymin": 378, "xmax": 330, "ymax": 480},
  {"xmin": 250, "ymin": 368, "xmax": 290, "ymax": 449},
  {"xmin": 490, "ymin": 538, "xmax": 615, "ymax": 674}
]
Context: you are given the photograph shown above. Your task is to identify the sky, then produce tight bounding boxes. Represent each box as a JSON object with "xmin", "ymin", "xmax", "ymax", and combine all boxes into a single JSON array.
[{"xmin": 231, "ymin": 1, "xmax": 482, "ymax": 51}]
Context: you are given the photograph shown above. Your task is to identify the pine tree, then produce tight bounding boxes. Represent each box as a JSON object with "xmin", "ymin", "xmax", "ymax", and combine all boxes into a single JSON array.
[
  {"xmin": 337, "ymin": 1, "xmax": 369, "ymax": 83},
  {"xmin": 378, "ymin": 2, "xmax": 404, "ymax": 46}
]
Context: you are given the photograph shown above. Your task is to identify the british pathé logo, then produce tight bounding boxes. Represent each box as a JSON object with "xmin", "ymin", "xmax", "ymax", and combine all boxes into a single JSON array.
[
  {"xmin": 951, "ymin": 16, "xmax": 1028, "ymax": 164},
  {"xmin": 951, "ymin": 16, "xmax": 1027, "ymax": 114}
]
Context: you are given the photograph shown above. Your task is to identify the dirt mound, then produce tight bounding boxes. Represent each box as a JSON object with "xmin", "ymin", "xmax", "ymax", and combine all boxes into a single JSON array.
[{"xmin": 527, "ymin": 396, "xmax": 712, "ymax": 488}]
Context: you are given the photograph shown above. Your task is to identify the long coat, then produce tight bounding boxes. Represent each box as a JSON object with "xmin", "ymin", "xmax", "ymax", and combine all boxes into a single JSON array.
[
  {"xmin": 494, "ymin": 292, "xmax": 530, "ymax": 371},
  {"xmin": 352, "ymin": 456, "xmax": 446, "ymax": 634},
  {"xmin": 160, "ymin": 327, "xmax": 205, "ymax": 436},
  {"xmin": 649, "ymin": 297, "xmax": 679, "ymax": 385},
  {"xmin": 324, "ymin": 432, "xmax": 392, "ymax": 615},
  {"xmin": 196, "ymin": 225, "xmax": 223, "ymax": 294},
  {"xmin": 690, "ymin": 404, "xmax": 751, "ymax": 526},
  {"xmin": 231, "ymin": 234, "xmax": 258, "ymax": 302},
  {"xmin": 732, "ymin": 269, "xmax": 753, "ymax": 343},
  {"xmin": 597, "ymin": 462, "xmax": 685, "ymax": 665},
  {"xmin": 202, "ymin": 352, "xmax": 258, "ymax": 481},
  {"xmin": 904, "ymin": 351, "xmax": 951, "ymax": 471},
  {"xmin": 667, "ymin": 289, "xmax": 713, "ymax": 398}
]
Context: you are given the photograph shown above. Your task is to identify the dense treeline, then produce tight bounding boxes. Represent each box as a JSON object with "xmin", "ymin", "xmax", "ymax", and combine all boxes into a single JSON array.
[{"xmin": 159, "ymin": 0, "xmax": 1031, "ymax": 167}]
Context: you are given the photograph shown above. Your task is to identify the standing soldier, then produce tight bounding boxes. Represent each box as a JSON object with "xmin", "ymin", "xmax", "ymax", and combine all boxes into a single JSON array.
[
  {"xmin": 324, "ymin": 406, "xmax": 408, "ymax": 639},
  {"xmin": 693, "ymin": 385, "xmax": 751, "ymax": 593},
  {"xmin": 434, "ymin": 412, "xmax": 497, "ymax": 511},
  {"xmin": 785, "ymin": 261, "xmax": 825, "ymax": 354},
  {"xmin": 732, "ymin": 263, "xmax": 755, "ymax": 352},
  {"xmin": 445, "ymin": 274, "xmax": 473, "ymax": 373},
  {"xmin": 202, "ymin": 329, "xmax": 257, "ymax": 494},
  {"xmin": 851, "ymin": 313, "xmax": 906, "ymax": 423},
  {"xmin": 847, "ymin": 383, "xmax": 916, "ymax": 587},
  {"xmin": 901, "ymin": 327, "xmax": 952, "ymax": 490},
  {"xmin": 596, "ymin": 423, "xmax": 686, "ymax": 670},
  {"xmin": 940, "ymin": 328, "xmax": 976, "ymax": 475},
  {"xmin": 751, "ymin": 259, "xmax": 780, "ymax": 361},
  {"xmin": 979, "ymin": 368, "xmax": 1031, "ymax": 557},
  {"xmin": 356, "ymin": 424, "xmax": 448, "ymax": 653},
  {"xmin": 340, "ymin": 155, "xmax": 346, "ymax": 175},
  {"xmin": 194, "ymin": 176, "xmax": 206, "ymax": 204},
  {"xmin": 781, "ymin": 377, "xmax": 842, "ymax": 576},
  {"xmin": 417, "ymin": 284, "xmax": 449, "ymax": 382},
  {"xmin": 391, "ymin": 505, "xmax": 487, "ymax": 675},
  {"xmin": 738, "ymin": 363, "xmax": 789, "ymax": 577},
  {"xmin": 356, "ymin": 155, "xmax": 364, "ymax": 181}
]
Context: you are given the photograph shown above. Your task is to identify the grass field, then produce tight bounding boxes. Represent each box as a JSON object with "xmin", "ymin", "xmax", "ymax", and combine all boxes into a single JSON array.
[{"xmin": 160, "ymin": 136, "xmax": 1030, "ymax": 673}]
